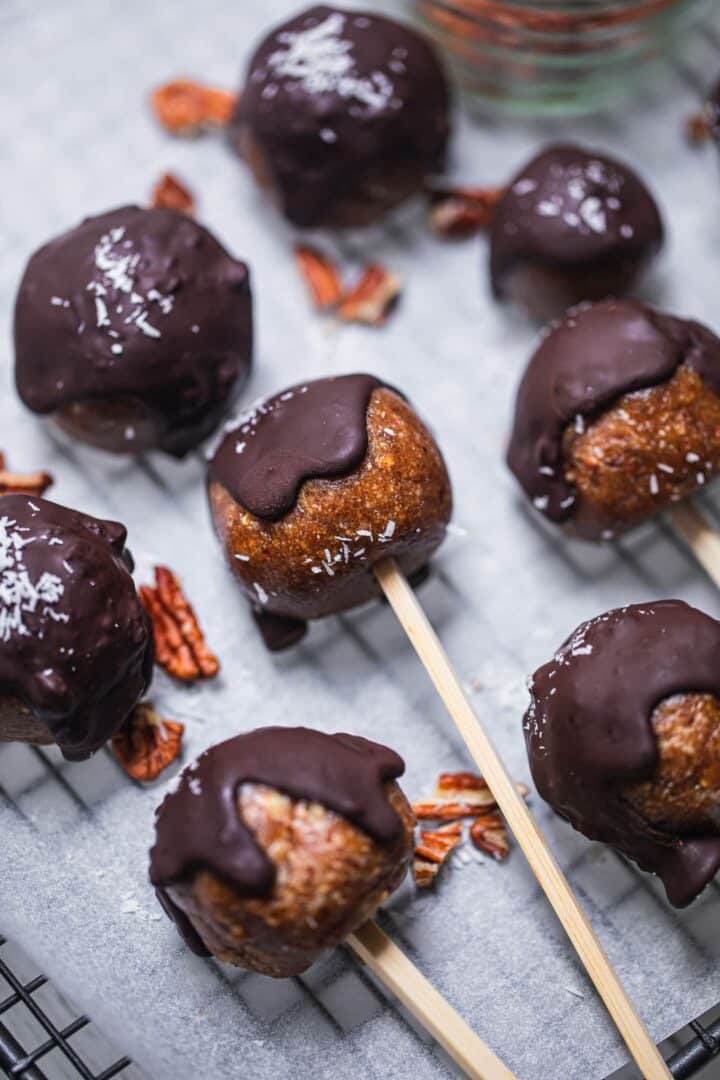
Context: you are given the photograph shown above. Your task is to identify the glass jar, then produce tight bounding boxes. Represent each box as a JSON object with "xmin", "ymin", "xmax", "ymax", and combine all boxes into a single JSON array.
[{"xmin": 410, "ymin": 0, "xmax": 714, "ymax": 115}]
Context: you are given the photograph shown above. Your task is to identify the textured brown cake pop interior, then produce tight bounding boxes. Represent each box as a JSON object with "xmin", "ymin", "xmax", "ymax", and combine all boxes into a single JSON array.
[
  {"xmin": 162, "ymin": 780, "xmax": 415, "ymax": 977},
  {"xmin": 54, "ymin": 397, "xmax": 159, "ymax": 455},
  {"xmin": 208, "ymin": 387, "xmax": 452, "ymax": 622},
  {"xmin": 240, "ymin": 130, "xmax": 439, "ymax": 230},
  {"xmin": 0, "ymin": 696, "xmax": 53, "ymax": 747},
  {"xmin": 563, "ymin": 364, "xmax": 720, "ymax": 537},
  {"xmin": 496, "ymin": 258, "xmax": 647, "ymax": 325},
  {"xmin": 624, "ymin": 693, "xmax": 720, "ymax": 834}
]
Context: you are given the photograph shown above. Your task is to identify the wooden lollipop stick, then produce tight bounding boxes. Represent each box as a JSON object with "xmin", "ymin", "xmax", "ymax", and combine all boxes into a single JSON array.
[
  {"xmin": 373, "ymin": 558, "xmax": 671, "ymax": 1080},
  {"xmin": 667, "ymin": 502, "xmax": 720, "ymax": 588},
  {"xmin": 349, "ymin": 921, "xmax": 516, "ymax": 1080}
]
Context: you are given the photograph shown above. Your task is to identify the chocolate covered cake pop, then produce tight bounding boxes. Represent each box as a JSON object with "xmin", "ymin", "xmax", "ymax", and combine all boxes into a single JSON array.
[
  {"xmin": 0, "ymin": 495, "xmax": 153, "ymax": 760},
  {"xmin": 150, "ymin": 726, "xmax": 415, "ymax": 975},
  {"xmin": 489, "ymin": 144, "xmax": 663, "ymax": 320},
  {"xmin": 207, "ymin": 374, "xmax": 452, "ymax": 649},
  {"xmin": 525, "ymin": 601, "xmax": 720, "ymax": 907},
  {"xmin": 14, "ymin": 206, "xmax": 252, "ymax": 457},
  {"xmin": 230, "ymin": 5, "xmax": 450, "ymax": 228},
  {"xmin": 507, "ymin": 299, "xmax": 720, "ymax": 540}
]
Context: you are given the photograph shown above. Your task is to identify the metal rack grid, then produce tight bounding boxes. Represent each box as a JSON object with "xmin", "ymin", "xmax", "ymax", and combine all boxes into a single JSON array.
[{"xmin": 2, "ymin": 506, "xmax": 720, "ymax": 1080}]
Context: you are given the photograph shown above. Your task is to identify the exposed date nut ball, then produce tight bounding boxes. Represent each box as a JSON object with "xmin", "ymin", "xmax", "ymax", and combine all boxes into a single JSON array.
[
  {"xmin": 230, "ymin": 5, "xmax": 450, "ymax": 228},
  {"xmin": 149, "ymin": 726, "xmax": 415, "ymax": 976},
  {"xmin": 489, "ymin": 144, "xmax": 663, "ymax": 321},
  {"xmin": 525, "ymin": 600, "xmax": 720, "ymax": 907},
  {"xmin": 0, "ymin": 495, "xmax": 153, "ymax": 760},
  {"xmin": 14, "ymin": 206, "xmax": 252, "ymax": 457},
  {"xmin": 207, "ymin": 374, "xmax": 452, "ymax": 650},
  {"xmin": 506, "ymin": 299, "xmax": 720, "ymax": 540}
]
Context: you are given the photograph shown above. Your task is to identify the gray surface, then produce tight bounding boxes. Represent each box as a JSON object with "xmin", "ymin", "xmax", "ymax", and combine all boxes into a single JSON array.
[{"xmin": 1, "ymin": 2, "xmax": 720, "ymax": 1079}]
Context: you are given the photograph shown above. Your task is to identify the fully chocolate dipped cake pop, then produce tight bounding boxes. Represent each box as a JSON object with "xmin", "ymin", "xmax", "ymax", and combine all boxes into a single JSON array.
[
  {"xmin": 0, "ymin": 495, "xmax": 153, "ymax": 760},
  {"xmin": 207, "ymin": 374, "xmax": 452, "ymax": 649},
  {"xmin": 525, "ymin": 600, "xmax": 720, "ymax": 907},
  {"xmin": 507, "ymin": 299, "xmax": 720, "ymax": 540},
  {"xmin": 230, "ymin": 5, "xmax": 450, "ymax": 228},
  {"xmin": 14, "ymin": 206, "xmax": 252, "ymax": 457},
  {"xmin": 489, "ymin": 144, "xmax": 663, "ymax": 320},
  {"xmin": 149, "ymin": 726, "xmax": 415, "ymax": 975}
]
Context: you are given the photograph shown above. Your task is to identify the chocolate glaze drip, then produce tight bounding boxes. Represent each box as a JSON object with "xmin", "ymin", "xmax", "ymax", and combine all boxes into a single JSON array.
[
  {"xmin": 525, "ymin": 601, "xmax": 720, "ymax": 907},
  {"xmin": 231, "ymin": 5, "xmax": 449, "ymax": 228},
  {"xmin": 0, "ymin": 495, "xmax": 153, "ymax": 760},
  {"xmin": 149, "ymin": 726, "xmax": 406, "ymax": 954},
  {"xmin": 506, "ymin": 299, "xmax": 720, "ymax": 523},
  {"xmin": 208, "ymin": 374, "xmax": 382, "ymax": 520},
  {"xmin": 490, "ymin": 143, "xmax": 663, "ymax": 295},
  {"xmin": 14, "ymin": 206, "xmax": 252, "ymax": 457}
]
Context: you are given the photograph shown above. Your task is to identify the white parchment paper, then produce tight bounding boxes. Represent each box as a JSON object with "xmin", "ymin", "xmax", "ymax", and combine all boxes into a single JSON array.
[{"xmin": 1, "ymin": 1, "xmax": 719, "ymax": 1077}]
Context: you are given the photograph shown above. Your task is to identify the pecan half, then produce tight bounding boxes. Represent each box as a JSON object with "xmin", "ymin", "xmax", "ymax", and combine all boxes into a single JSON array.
[
  {"xmin": 338, "ymin": 264, "xmax": 402, "ymax": 326},
  {"xmin": 151, "ymin": 79, "xmax": 236, "ymax": 136},
  {"xmin": 0, "ymin": 452, "xmax": 53, "ymax": 497},
  {"xmin": 140, "ymin": 566, "xmax": 219, "ymax": 681},
  {"xmin": 470, "ymin": 811, "xmax": 510, "ymax": 861},
  {"xmin": 413, "ymin": 822, "xmax": 462, "ymax": 887},
  {"xmin": 151, "ymin": 172, "xmax": 196, "ymax": 215},
  {"xmin": 427, "ymin": 184, "xmax": 504, "ymax": 239},
  {"xmin": 295, "ymin": 246, "xmax": 343, "ymax": 310},
  {"xmin": 112, "ymin": 702, "xmax": 184, "ymax": 782}
]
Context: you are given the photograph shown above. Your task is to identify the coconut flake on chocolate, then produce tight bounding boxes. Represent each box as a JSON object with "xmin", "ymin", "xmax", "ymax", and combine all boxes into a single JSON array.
[
  {"xmin": 0, "ymin": 495, "xmax": 153, "ymax": 760},
  {"xmin": 506, "ymin": 299, "xmax": 720, "ymax": 526},
  {"xmin": 14, "ymin": 206, "xmax": 252, "ymax": 457},
  {"xmin": 525, "ymin": 600, "xmax": 720, "ymax": 907}
]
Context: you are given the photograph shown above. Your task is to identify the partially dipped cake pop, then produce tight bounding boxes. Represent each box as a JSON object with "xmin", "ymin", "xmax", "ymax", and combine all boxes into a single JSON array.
[
  {"xmin": 207, "ymin": 374, "xmax": 452, "ymax": 649},
  {"xmin": 149, "ymin": 726, "xmax": 415, "ymax": 975},
  {"xmin": 230, "ymin": 5, "xmax": 450, "ymax": 228},
  {"xmin": 489, "ymin": 144, "xmax": 663, "ymax": 321},
  {"xmin": 0, "ymin": 495, "xmax": 153, "ymax": 760},
  {"xmin": 525, "ymin": 601, "xmax": 720, "ymax": 907},
  {"xmin": 507, "ymin": 299, "xmax": 720, "ymax": 540},
  {"xmin": 14, "ymin": 206, "xmax": 252, "ymax": 457}
]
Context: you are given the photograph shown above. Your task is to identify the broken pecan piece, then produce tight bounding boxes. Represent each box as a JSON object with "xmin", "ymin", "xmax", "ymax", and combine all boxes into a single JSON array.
[
  {"xmin": 140, "ymin": 566, "xmax": 219, "ymax": 682},
  {"xmin": 685, "ymin": 111, "xmax": 712, "ymax": 146},
  {"xmin": 470, "ymin": 811, "xmax": 510, "ymax": 861},
  {"xmin": 338, "ymin": 264, "xmax": 402, "ymax": 326},
  {"xmin": 413, "ymin": 822, "xmax": 462, "ymax": 887},
  {"xmin": 112, "ymin": 702, "xmax": 184, "ymax": 782},
  {"xmin": 413, "ymin": 770, "xmax": 527, "ymax": 819},
  {"xmin": 151, "ymin": 78, "xmax": 236, "ymax": 136},
  {"xmin": 0, "ymin": 452, "xmax": 53, "ymax": 497},
  {"xmin": 427, "ymin": 184, "xmax": 504, "ymax": 239},
  {"xmin": 151, "ymin": 172, "xmax": 196, "ymax": 215},
  {"xmin": 295, "ymin": 246, "xmax": 343, "ymax": 310}
]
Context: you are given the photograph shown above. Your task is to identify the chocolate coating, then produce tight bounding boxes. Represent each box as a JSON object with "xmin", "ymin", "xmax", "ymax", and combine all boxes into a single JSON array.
[
  {"xmin": 207, "ymin": 375, "xmax": 452, "ymax": 647},
  {"xmin": 0, "ymin": 495, "xmax": 153, "ymax": 760},
  {"xmin": 210, "ymin": 374, "xmax": 379, "ymax": 520},
  {"xmin": 526, "ymin": 601, "xmax": 720, "ymax": 907},
  {"xmin": 14, "ymin": 206, "xmax": 252, "ymax": 457},
  {"xmin": 150, "ymin": 726, "xmax": 408, "ymax": 959},
  {"xmin": 490, "ymin": 144, "xmax": 663, "ymax": 320},
  {"xmin": 231, "ymin": 5, "xmax": 450, "ymax": 228},
  {"xmin": 507, "ymin": 299, "xmax": 720, "ymax": 538}
]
